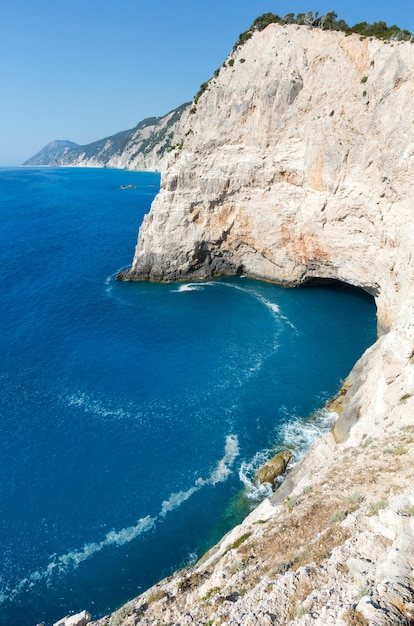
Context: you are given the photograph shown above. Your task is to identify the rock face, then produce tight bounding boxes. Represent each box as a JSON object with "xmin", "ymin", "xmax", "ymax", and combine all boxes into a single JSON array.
[
  {"xmin": 121, "ymin": 25, "xmax": 414, "ymax": 336},
  {"xmin": 254, "ymin": 449, "xmax": 292, "ymax": 486}
]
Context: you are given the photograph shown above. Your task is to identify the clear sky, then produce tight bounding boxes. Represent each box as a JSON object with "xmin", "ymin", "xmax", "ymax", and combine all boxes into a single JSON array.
[{"xmin": 1, "ymin": 0, "xmax": 413, "ymax": 166}]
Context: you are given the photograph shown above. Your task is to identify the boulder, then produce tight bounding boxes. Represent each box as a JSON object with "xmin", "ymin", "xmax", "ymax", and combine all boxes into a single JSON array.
[
  {"xmin": 254, "ymin": 450, "xmax": 292, "ymax": 486},
  {"xmin": 53, "ymin": 610, "xmax": 91, "ymax": 626}
]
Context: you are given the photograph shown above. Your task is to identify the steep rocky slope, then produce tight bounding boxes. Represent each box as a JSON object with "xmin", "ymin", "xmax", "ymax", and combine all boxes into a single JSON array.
[
  {"xmin": 24, "ymin": 140, "xmax": 80, "ymax": 166},
  {"xmin": 24, "ymin": 104, "xmax": 190, "ymax": 171},
  {"xmin": 56, "ymin": 23, "xmax": 414, "ymax": 626}
]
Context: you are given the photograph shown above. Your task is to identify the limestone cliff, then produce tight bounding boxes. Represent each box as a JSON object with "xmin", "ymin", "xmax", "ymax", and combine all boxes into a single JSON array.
[
  {"xmin": 121, "ymin": 25, "xmax": 414, "ymax": 331},
  {"xmin": 44, "ymin": 23, "xmax": 414, "ymax": 626},
  {"xmin": 103, "ymin": 23, "xmax": 414, "ymax": 626}
]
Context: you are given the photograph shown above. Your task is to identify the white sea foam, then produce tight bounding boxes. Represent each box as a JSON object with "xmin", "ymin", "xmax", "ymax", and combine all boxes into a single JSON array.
[
  {"xmin": 238, "ymin": 409, "xmax": 336, "ymax": 501},
  {"xmin": 103, "ymin": 269, "xmax": 136, "ymax": 306},
  {"xmin": 258, "ymin": 297, "xmax": 280, "ymax": 315},
  {"xmin": 173, "ymin": 283, "xmax": 205, "ymax": 292},
  {"xmin": 65, "ymin": 392, "xmax": 138, "ymax": 422},
  {"xmin": 160, "ymin": 485, "xmax": 201, "ymax": 516},
  {"xmin": 280, "ymin": 408, "xmax": 336, "ymax": 462},
  {"xmin": 238, "ymin": 448, "xmax": 275, "ymax": 500},
  {"xmin": 220, "ymin": 280, "xmax": 297, "ymax": 330},
  {"xmin": 1, "ymin": 435, "xmax": 239, "ymax": 604},
  {"xmin": 104, "ymin": 272, "xmax": 116, "ymax": 296},
  {"xmin": 160, "ymin": 434, "xmax": 239, "ymax": 514},
  {"xmin": 255, "ymin": 293, "xmax": 297, "ymax": 329},
  {"xmin": 0, "ymin": 516, "xmax": 157, "ymax": 603},
  {"xmin": 208, "ymin": 434, "xmax": 240, "ymax": 485},
  {"xmin": 172, "ymin": 279, "xmax": 296, "ymax": 331}
]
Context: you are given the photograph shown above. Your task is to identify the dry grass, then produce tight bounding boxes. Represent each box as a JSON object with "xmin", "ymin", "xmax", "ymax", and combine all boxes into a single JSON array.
[{"xmin": 343, "ymin": 608, "xmax": 369, "ymax": 625}]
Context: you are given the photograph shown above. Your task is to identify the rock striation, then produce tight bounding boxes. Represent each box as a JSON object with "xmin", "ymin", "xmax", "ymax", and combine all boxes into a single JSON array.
[{"xmin": 58, "ymin": 23, "xmax": 414, "ymax": 626}]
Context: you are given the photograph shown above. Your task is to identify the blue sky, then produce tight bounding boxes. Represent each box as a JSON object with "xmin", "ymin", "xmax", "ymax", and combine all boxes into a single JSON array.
[{"xmin": 1, "ymin": 0, "xmax": 413, "ymax": 165}]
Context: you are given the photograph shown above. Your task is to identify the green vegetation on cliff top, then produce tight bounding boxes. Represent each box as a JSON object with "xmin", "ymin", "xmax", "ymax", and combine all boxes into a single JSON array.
[
  {"xmin": 191, "ymin": 11, "xmax": 412, "ymax": 111},
  {"xmin": 234, "ymin": 11, "xmax": 413, "ymax": 49}
]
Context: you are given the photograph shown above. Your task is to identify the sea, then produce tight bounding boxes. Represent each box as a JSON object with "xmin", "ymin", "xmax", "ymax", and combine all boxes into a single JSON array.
[{"xmin": 0, "ymin": 167, "xmax": 377, "ymax": 626}]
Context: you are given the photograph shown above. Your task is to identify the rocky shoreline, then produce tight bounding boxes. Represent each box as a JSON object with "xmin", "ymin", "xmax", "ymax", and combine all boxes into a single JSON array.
[
  {"xmin": 54, "ymin": 393, "xmax": 414, "ymax": 626},
  {"xmin": 52, "ymin": 22, "xmax": 414, "ymax": 626}
]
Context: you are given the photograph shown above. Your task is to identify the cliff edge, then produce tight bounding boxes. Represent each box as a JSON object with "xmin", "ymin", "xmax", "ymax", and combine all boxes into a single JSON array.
[{"xmin": 65, "ymin": 23, "xmax": 414, "ymax": 626}]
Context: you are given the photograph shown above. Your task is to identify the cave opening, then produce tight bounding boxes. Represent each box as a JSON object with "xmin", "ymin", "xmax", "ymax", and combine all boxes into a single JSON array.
[{"xmin": 299, "ymin": 276, "xmax": 377, "ymax": 307}]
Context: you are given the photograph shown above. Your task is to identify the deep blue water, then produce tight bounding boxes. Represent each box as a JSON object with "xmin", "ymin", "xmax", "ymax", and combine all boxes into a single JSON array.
[{"xmin": 0, "ymin": 167, "xmax": 376, "ymax": 626}]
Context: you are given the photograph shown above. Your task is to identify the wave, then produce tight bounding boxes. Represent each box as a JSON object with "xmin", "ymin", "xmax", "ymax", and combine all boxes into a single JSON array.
[
  {"xmin": 0, "ymin": 515, "xmax": 157, "ymax": 605},
  {"xmin": 239, "ymin": 449, "xmax": 275, "ymax": 501},
  {"xmin": 172, "ymin": 279, "xmax": 295, "ymax": 342},
  {"xmin": 238, "ymin": 409, "xmax": 336, "ymax": 500},
  {"xmin": 0, "ymin": 435, "xmax": 239, "ymax": 605},
  {"xmin": 160, "ymin": 434, "xmax": 239, "ymax": 515},
  {"xmin": 103, "ymin": 269, "xmax": 136, "ymax": 307},
  {"xmin": 252, "ymin": 292, "xmax": 296, "ymax": 329},
  {"xmin": 220, "ymin": 280, "xmax": 296, "ymax": 329},
  {"xmin": 160, "ymin": 484, "xmax": 202, "ymax": 517},
  {"xmin": 104, "ymin": 271, "xmax": 115, "ymax": 294},
  {"xmin": 171, "ymin": 283, "xmax": 206, "ymax": 293},
  {"xmin": 280, "ymin": 408, "xmax": 336, "ymax": 462},
  {"xmin": 209, "ymin": 433, "xmax": 239, "ymax": 483}
]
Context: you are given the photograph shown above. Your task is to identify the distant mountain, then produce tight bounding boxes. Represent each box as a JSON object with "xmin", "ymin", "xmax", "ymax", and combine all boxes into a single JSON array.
[
  {"xmin": 24, "ymin": 103, "xmax": 191, "ymax": 171},
  {"xmin": 24, "ymin": 140, "xmax": 79, "ymax": 166}
]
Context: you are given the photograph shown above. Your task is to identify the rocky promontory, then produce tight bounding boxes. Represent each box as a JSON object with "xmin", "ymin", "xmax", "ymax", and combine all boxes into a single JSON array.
[
  {"xmin": 60, "ymin": 21, "xmax": 414, "ymax": 626},
  {"xmin": 24, "ymin": 104, "xmax": 190, "ymax": 171}
]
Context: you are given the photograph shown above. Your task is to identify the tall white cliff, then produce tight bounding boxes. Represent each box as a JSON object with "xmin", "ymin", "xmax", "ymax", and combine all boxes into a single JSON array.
[
  {"xmin": 85, "ymin": 24, "xmax": 414, "ymax": 626},
  {"xmin": 122, "ymin": 25, "xmax": 414, "ymax": 333}
]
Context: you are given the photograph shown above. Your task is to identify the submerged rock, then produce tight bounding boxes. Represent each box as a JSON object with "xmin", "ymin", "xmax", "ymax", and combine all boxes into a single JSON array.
[{"xmin": 254, "ymin": 450, "xmax": 292, "ymax": 486}]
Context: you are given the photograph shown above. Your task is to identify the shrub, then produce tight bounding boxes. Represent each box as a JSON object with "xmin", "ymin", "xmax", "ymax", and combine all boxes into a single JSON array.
[
  {"xmin": 274, "ymin": 561, "xmax": 291, "ymax": 574},
  {"xmin": 399, "ymin": 505, "xmax": 414, "ymax": 516},
  {"xmin": 229, "ymin": 532, "xmax": 251, "ymax": 550},
  {"xmin": 369, "ymin": 500, "xmax": 387, "ymax": 515},
  {"xmin": 344, "ymin": 608, "xmax": 369, "ymax": 626},
  {"xmin": 392, "ymin": 445, "xmax": 407, "ymax": 455},
  {"xmin": 231, "ymin": 11, "xmax": 413, "ymax": 49},
  {"xmin": 347, "ymin": 493, "xmax": 365, "ymax": 506},
  {"xmin": 203, "ymin": 586, "xmax": 220, "ymax": 600},
  {"xmin": 147, "ymin": 588, "xmax": 167, "ymax": 604},
  {"xmin": 253, "ymin": 13, "xmax": 282, "ymax": 31},
  {"xmin": 331, "ymin": 509, "xmax": 348, "ymax": 523},
  {"xmin": 356, "ymin": 585, "xmax": 372, "ymax": 600}
]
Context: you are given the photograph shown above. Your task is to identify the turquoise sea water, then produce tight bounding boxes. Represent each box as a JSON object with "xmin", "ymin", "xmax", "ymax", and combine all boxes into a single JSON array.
[{"xmin": 0, "ymin": 167, "xmax": 376, "ymax": 626}]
